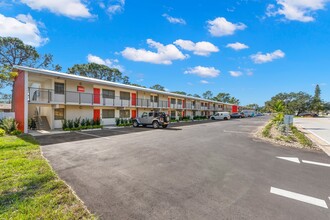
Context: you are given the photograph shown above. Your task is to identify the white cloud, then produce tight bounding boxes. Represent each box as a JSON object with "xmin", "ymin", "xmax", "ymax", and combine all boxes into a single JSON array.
[
  {"xmin": 107, "ymin": 0, "xmax": 125, "ymax": 16},
  {"xmin": 200, "ymin": 80, "xmax": 210, "ymax": 84},
  {"xmin": 20, "ymin": 0, "xmax": 92, "ymax": 18},
  {"xmin": 184, "ymin": 66, "xmax": 220, "ymax": 78},
  {"xmin": 121, "ymin": 39, "xmax": 187, "ymax": 65},
  {"xmin": 87, "ymin": 54, "xmax": 124, "ymax": 72},
  {"xmin": 174, "ymin": 39, "xmax": 219, "ymax": 56},
  {"xmin": 226, "ymin": 42, "xmax": 249, "ymax": 51},
  {"xmin": 207, "ymin": 17, "xmax": 246, "ymax": 37},
  {"xmin": 0, "ymin": 13, "xmax": 48, "ymax": 47},
  {"xmin": 229, "ymin": 71, "xmax": 243, "ymax": 77},
  {"xmin": 266, "ymin": 0, "xmax": 330, "ymax": 22},
  {"xmin": 250, "ymin": 50, "xmax": 285, "ymax": 64},
  {"xmin": 162, "ymin": 13, "xmax": 186, "ymax": 25}
]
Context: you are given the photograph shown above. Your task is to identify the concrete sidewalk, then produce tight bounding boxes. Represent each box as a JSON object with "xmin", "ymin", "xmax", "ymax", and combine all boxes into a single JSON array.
[{"xmin": 294, "ymin": 117, "xmax": 330, "ymax": 156}]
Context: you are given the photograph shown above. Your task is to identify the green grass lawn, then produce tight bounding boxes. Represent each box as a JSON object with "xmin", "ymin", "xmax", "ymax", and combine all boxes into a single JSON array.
[{"xmin": 0, "ymin": 135, "xmax": 95, "ymax": 219}]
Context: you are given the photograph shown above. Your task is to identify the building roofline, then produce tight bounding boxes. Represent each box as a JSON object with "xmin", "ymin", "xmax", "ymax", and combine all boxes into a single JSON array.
[{"xmin": 13, "ymin": 65, "xmax": 238, "ymax": 106}]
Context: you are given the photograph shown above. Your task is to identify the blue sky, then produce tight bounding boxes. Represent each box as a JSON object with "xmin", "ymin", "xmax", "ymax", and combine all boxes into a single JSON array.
[{"xmin": 0, "ymin": 0, "xmax": 329, "ymax": 105}]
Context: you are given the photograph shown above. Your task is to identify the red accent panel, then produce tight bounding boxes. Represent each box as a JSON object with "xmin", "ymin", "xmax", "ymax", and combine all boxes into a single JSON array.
[
  {"xmin": 131, "ymin": 93, "xmax": 136, "ymax": 106},
  {"xmin": 77, "ymin": 86, "xmax": 85, "ymax": 92},
  {"xmin": 183, "ymin": 100, "xmax": 185, "ymax": 108},
  {"xmin": 14, "ymin": 70, "xmax": 25, "ymax": 132},
  {"xmin": 93, "ymin": 88, "xmax": 100, "ymax": 104},
  {"xmin": 168, "ymin": 98, "xmax": 170, "ymax": 108},
  {"xmin": 93, "ymin": 109, "xmax": 100, "ymax": 121},
  {"xmin": 182, "ymin": 111, "xmax": 185, "ymax": 117},
  {"xmin": 232, "ymin": 105, "xmax": 238, "ymax": 113},
  {"xmin": 131, "ymin": 110, "xmax": 137, "ymax": 119}
]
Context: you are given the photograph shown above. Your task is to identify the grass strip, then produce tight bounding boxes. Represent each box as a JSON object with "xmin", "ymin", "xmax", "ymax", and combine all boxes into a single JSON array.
[
  {"xmin": 0, "ymin": 134, "xmax": 95, "ymax": 219},
  {"xmin": 290, "ymin": 126, "xmax": 313, "ymax": 147}
]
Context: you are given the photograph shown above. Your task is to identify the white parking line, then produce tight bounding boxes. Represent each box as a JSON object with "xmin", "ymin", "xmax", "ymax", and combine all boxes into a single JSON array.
[
  {"xmin": 301, "ymin": 160, "xmax": 330, "ymax": 168},
  {"xmin": 270, "ymin": 187, "xmax": 328, "ymax": 209},
  {"xmin": 223, "ymin": 130, "xmax": 252, "ymax": 134},
  {"xmin": 304, "ymin": 129, "xmax": 330, "ymax": 145},
  {"xmin": 74, "ymin": 131, "xmax": 111, "ymax": 140},
  {"xmin": 276, "ymin": 157, "xmax": 300, "ymax": 163}
]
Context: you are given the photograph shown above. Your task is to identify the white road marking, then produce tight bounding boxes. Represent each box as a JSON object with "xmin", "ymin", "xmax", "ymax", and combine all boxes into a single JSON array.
[
  {"xmin": 304, "ymin": 129, "xmax": 330, "ymax": 145},
  {"xmin": 74, "ymin": 131, "xmax": 111, "ymax": 140},
  {"xmin": 277, "ymin": 157, "xmax": 300, "ymax": 164},
  {"xmin": 270, "ymin": 187, "xmax": 328, "ymax": 209},
  {"xmin": 302, "ymin": 160, "xmax": 330, "ymax": 168},
  {"xmin": 223, "ymin": 130, "xmax": 252, "ymax": 134}
]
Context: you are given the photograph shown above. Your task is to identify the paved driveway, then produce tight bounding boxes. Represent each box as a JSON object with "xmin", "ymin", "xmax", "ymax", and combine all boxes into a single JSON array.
[
  {"xmin": 294, "ymin": 117, "xmax": 330, "ymax": 155},
  {"xmin": 38, "ymin": 117, "xmax": 330, "ymax": 220}
]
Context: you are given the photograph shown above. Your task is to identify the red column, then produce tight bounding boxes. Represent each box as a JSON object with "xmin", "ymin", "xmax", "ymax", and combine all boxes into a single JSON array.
[{"xmin": 14, "ymin": 70, "xmax": 25, "ymax": 132}]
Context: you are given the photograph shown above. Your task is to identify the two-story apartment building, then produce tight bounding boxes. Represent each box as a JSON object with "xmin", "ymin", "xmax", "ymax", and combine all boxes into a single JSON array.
[{"xmin": 13, "ymin": 66, "xmax": 243, "ymax": 133}]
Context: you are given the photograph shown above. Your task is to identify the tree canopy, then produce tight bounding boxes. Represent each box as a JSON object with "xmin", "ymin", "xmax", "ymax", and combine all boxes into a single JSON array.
[
  {"xmin": 172, "ymin": 91, "xmax": 187, "ymax": 95},
  {"xmin": 202, "ymin": 90, "xmax": 213, "ymax": 99},
  {"xmin": 150, "ymin": 84, "xmax": 165, "ymax": 91},
  {"xmin": 67, "ymin": 63, "xmax": 128, "ymax": 84},
  {"xmin": 0, "ymin": 37, "xmax": 61, "ymax": 89}
]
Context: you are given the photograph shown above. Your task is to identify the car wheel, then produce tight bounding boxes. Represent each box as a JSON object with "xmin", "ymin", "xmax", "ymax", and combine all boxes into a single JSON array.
[
  {"xmin": 152, "ymin": 121, "xmax": 159, "ymax": 129},
  {"xmin": 133, "ymin": 121, "xmax": 138, "ymax": 127},
  {"xmin": 162, "ymin": 124, "xmax": 168, "ymax": 128},
  {"xmin": 211, "ymin": 117, "xmax": 215, "ymax": 120},
  {"xmin": 224, "ymin": 117, "xmax": 228, "ymax": 120}
]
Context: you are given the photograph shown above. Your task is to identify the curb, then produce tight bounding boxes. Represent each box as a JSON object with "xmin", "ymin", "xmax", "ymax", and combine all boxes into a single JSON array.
[{"xmin": 295, "ymin": 125, "xmax": 330, "ymax": 157}]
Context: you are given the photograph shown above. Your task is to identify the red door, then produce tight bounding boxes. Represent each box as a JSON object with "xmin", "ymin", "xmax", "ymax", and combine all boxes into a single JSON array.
[
  {"xmin": 131, "ymin": 93, "xmax": 136, "ymax": 106},
  {"xmin": 93, "ymin": 109, "xmax": 100, "ymax": 121},
  {"xmin": 168, "ymin": 98, "xmax": 170, "ymax": 108},
  {"xmin": 93, "ymin": 88, "xmax": 100, "ymax": 104},
  {"xmin": 232, "ymin": 105, "xmax": 238, "ymax": 113},
  {"xmin": 131, "ymin": 110, "xmax": 137, "ymax": 119}
]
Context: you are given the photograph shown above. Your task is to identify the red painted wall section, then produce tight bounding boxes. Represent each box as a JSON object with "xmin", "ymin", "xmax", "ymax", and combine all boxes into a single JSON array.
[
  {"xmin": 232, "ymin": 105, "xmax": 238, "ymax": 113},
  {"xmin": 93, "ymin": 88, "xmax": 100, "ymax": 104},
  {"xmin": 93, "ymin": 109, "xmax": 100, "ymax": 121},
  {"xmin": 131, "ymin": 93, "xmax": 136, "ymax": 106},
  {"xmin": 14, "ymin": 70, "xmax": 25, "ymax": 132},
  {"xmin": 168, "ymin": 98, "xmax": 170, "ymax": 108},
  {"xmin": 131, "ymin": 110, "xmax": 137, "ymax": 118}
]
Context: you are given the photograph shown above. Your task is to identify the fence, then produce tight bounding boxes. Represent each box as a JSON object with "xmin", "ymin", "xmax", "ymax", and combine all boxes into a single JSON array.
[{"xmin": 0, "ymin": 112, "xmax": 15, "ymax": 120}]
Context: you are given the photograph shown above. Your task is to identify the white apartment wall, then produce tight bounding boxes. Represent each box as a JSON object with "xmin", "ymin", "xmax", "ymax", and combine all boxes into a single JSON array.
[{"xmin": 66, "ymin": 105, "xmax": 93, "ymax": 121}]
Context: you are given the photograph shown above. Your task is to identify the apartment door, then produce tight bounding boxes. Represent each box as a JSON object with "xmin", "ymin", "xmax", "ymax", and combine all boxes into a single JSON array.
[
  {"xmin": 131, "ymin": 110, "xmax": 137, "ymax": 119},
  {"xmin": 131, "ymin": 93, "xmax": 136, "ymax": 106},
  {"xmin": 93, "ymin": 88, "xmax": 100, "ymax": 104},
  {"xmin": 93, "ymin": 109, "xmax": 100, "ymax": 121}
]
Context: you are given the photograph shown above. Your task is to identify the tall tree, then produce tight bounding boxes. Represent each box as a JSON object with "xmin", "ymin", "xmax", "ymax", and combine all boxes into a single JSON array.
[
  {"xmin": 150, "ymin": 84, "xmax": 165, "ymax": 91},
  {"xmin": 228, "ymin": 97, "xmax": 240, "ymax": 105},
  {"xmin": 0, "ymin": 37, "xmax": 61, "ymax": 110},
  {"xmin": 311, "ymin": 84, "xmax": 323, "ymax": 113},
  {"xmin": 202, "ymin": 90, "xmax": 213, "ymax": 99},
  {"xmin": 172, "ymin": 91, "xmax": 187, "ymax": 95},
  {"xmin": 213, "ymin": 93, "xmax": 231, "ymax": 103},
  {"xmin": 193, "ymin": 94, "xmax": 201, "ymax": 98},
  {"xmin": 68, "ymin": 63, "xmax": 128, "ymax": 83}
]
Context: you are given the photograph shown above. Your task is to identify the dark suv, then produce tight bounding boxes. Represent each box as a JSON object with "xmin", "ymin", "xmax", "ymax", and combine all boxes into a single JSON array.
[{"xmin": 133, "ymin": 111, "xmax": 170, "ymax": 128}]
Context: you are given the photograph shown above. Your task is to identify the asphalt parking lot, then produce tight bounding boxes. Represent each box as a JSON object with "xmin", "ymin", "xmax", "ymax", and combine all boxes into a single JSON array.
[{"xmin": 38, "ymin": 117, "xmax": 330, "ymax": 220}]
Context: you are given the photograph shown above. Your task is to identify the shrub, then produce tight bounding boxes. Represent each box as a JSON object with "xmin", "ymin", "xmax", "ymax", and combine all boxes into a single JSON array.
[
  {"xmin": 262, "ymin": 122, "xmax": 273, "ymax": 138},
  {"xmin": 0, "ymin": 128, "xmax": 5, "ymax": 136},
  {"xmin": 120, "ymin": 118, "xmax": 124, "ymax": 125},
  {"xmin": 291, "ymin": 126, "xmax": 313, "ymax": 147},
  {"xmin": 80, "ymin": 119, "xmax": 86, "ymax": 127},
  {"xmin": 115, "ymin": 118, "xmax": 120, "ymax": 126},
  {"xmin": 28, "ymin": 118, "xmax": 37, "ymax": 130},
  {"xmin": 94, "ymin": 118, "xmax": 100, "ymax": 126},
  {"xmin": 0, "ymin": 118, "xmax": 18, "ymax": 134},
  {"xmin": 62, "ymin": 119, "xmax": 67, "ymax": 130},
  {"xmin": 10, "ymin": 130, "xmax": 22, "ymax": 136},
  {"xmin": 67, "ymin": 120, "xmax": 74, "ymax": 129},
  {"xmin": 74, "ymin": 117, "xmax": 81, "ymax": 128},
  {"xmin": 85, "ymin": 118, "xmax": 91, "ymax": 126}
]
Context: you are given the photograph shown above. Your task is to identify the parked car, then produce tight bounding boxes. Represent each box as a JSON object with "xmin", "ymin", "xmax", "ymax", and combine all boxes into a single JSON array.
[
  {"xmin": 241, "ymin": 110, "xmax": 255, "ymax": 117},
  {"xmin": 256, "ymin": 112, "xmax": 264, "ymax": 116},
  {"xmin": 133, "ymin": 111, "xmax": 170, "ymax": 128},
  {"xmin": 230, "ymin": 113, "xmax": 242, "ymax": 118},
  {"xmin": 210, "ymin": 112, "xmax": 231, "ymax": 120},
  {"xmin": 297, "ymin": 113, "xmax": 318, "ymax": 117}
]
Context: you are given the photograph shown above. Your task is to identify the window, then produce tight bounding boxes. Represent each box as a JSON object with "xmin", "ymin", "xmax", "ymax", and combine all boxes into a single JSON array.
[
  {"xmin": 171, "ymin": 98, "xmax": 176, "ymax": 104},
  {"xmin": 102, "ymin": 109, "xmax": 115, "ymax": 118},
  {"xmin": 120, "ymin": 110, "xmax": 130, "ymax": 118},
  {"xmin": 142, "ymin": 112, "xmax": 147, "ymax": 118},
  {"xmin": 171, "ymin": 111, "xmax": 176, "ymax": 117},
  {"xmin": 54, "ymin": 108, "xmax": 64, "ymax": 120},
  {"xmin": 177, "ymin": 100, "xmax": 182, "ymax": 105},
  {"xmin": 149, "ymin": 112, "xmax": 153, "ymax": 117},
  {"xmin": 151, "ymin": 95, "xmax": 158, "ymax": 102},
  {"xmin": 55, "ymin": 82, "xmax": 64, "ymax": 94},
  {"xmin": 120, "ymin": 91, "xmax": 130, "ymax": 100},
  {"xmin": 103, "ymin": 89, "xmax": 115, "ymax": 99}
]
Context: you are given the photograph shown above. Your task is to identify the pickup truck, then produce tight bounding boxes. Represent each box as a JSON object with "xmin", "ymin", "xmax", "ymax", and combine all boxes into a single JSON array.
[{"xmin": 133, "ymin": 111, "xmax": 170, "ymax": 128}]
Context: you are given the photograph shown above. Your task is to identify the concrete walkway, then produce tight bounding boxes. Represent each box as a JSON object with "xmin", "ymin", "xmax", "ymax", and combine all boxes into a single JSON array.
[{"xmin": 294, "ymin": 117, "xmax": 330, "ymax": 156}]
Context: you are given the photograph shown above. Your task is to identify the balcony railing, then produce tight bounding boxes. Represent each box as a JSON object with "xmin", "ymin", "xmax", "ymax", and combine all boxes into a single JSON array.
[{"xmin": 28, "ymin": 87, "xmax": 232, "ymax": 111}]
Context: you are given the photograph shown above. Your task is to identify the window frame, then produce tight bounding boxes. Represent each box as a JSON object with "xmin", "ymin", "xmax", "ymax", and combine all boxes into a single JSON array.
[
  {"xmin": 102, "ymin": 109, "xmax": 115, "ymax": 119},
  {"xmin": 54, "ymin": 82, "xmax": 65, "ymax": 95},
  {"xmin": 102, "ymin": 89, "xmax": 115, "ymax": 99},
  {"xmin": 54, "ymin": 108, "xmax": 64, "ymax": 120}
]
